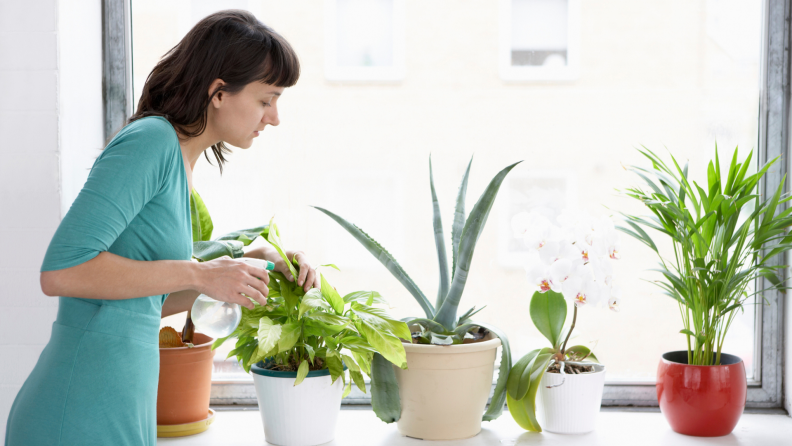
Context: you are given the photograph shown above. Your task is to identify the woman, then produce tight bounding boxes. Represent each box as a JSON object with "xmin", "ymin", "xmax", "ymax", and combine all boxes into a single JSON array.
[{"xmin": 4, "ymin": 10, "xmax": 315, "ymax": 446}]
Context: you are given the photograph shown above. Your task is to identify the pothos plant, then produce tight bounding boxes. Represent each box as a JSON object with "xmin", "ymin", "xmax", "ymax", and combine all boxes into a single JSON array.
[
  {"xmin": 507, "ymin": 210, "xmax": 621, "ymax": 432},
  {"xmin": 178, "ymin": 190, "xmax": 273, "ymax": 344},
  {"xmin": 212, "ymin": 217, "xmax": 412, "ymax": 397},
  {"xmin": 313, "ymin": 156, "xmax": 521, "ymax": 422}
]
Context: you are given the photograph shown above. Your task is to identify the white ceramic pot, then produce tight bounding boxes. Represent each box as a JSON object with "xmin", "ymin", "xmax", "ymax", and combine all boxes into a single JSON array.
[
  {"xmin": 251, "ymin": 362, "xmax": 344, "ymax": 446},
  {"xmin": 393, "ymin": 333, "xmax": 502, "ymax": 440},
  {"xmin": 536, "ymin": 363, "xmax": 606, "ymax": 434}
]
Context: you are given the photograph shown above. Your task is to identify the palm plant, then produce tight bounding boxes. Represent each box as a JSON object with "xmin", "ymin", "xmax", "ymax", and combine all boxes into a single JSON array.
[
  {"xmin": 620, "ymin": 147, "xmax": 792, "ymax": 366},
  {"xmin": 313, "ymin": 156, "xmax": 521, "ymax": 422}
]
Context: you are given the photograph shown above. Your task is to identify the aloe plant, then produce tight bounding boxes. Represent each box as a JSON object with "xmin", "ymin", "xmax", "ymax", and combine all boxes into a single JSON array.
[{"xmin": 313, "ymin": 156, "xmax": 522, "ymax": 422}]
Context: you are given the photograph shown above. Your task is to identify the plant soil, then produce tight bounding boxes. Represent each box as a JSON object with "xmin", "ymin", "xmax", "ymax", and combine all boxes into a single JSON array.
[
  {"xmin": 263, "ymin": 357, "xmax": 326, "ymax": 372},
  {"xmin": 546, "ymin": 362, "xmax": 594, "ymax": 374},
  {"xmin": 407, "ymin": 327, "xmax": 491, "ymax": 344}
]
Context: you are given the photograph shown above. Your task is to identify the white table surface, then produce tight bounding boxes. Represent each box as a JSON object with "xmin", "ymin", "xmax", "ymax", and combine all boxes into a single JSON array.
[{"xmin": 157, "ymin": 408, "xmax": 792, "ymax": 446}]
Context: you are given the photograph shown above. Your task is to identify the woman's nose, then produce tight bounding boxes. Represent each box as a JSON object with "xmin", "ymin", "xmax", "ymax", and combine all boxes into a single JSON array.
[{"xmin": 264, "ymin": 108, "xmax": 280, "ymax": 127}]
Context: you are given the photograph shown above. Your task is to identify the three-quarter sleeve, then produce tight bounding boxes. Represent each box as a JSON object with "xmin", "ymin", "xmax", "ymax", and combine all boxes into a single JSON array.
[{"xmin": 41, "ymin": 118, "xmax": 178, "ymax": 272}]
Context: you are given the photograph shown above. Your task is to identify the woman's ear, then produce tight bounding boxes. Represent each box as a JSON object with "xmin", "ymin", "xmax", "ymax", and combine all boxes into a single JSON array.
[{"xmin": 208, "ymin": 78, "xmax": 226, "ymax": 108}]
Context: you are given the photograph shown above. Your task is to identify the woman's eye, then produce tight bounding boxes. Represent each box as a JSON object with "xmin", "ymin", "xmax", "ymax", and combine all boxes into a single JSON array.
[{"xmin": 262, "ymin": 102, "xmax": 271, "ymax": 107}]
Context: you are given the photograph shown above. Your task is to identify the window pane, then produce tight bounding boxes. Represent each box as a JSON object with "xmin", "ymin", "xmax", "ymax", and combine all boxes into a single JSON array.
[
  {"xmin": 511, "ymin": 0, "xmax": 568, "ymax": 66},
  {"xmin": 336, "ymin": 0, "xmax": 394, "ymax": 67},
  {"xmin": 133, "ymin": 0, "xmax": 763, "ymax": 385}
]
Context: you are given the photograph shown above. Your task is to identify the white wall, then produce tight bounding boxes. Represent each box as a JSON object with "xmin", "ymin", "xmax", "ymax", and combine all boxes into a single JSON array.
[{"xmin": 0, "ymin": 0, "xmax": 102, "ymax": 439}]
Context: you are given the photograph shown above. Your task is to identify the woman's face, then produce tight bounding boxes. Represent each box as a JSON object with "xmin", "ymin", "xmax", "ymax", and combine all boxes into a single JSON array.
[{"xmin": 208, "ymin": 80, "xmax": 284, "ymax": 149}]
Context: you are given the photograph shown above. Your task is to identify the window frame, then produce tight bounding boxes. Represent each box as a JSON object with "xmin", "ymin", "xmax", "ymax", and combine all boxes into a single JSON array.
[
  {"xmin": 498, "ymin": 0, "xmax": 581, "ymax": 82},
  {"xmin": 111, "ymin": 0, "xmax": 790, "ymax": 409},
  {"xmin": 323, "ymin": 0, "xmax": 406, "ymax": 82}
]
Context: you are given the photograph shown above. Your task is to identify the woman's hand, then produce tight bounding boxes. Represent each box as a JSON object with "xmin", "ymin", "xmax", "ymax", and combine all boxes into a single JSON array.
[
  {"xmin": 194, "ymin": 256, "xmax": 270, "ymax": 309},
  {"xmin": 245, "ymin": 246, "xmax": 321, "ymax": 293}
]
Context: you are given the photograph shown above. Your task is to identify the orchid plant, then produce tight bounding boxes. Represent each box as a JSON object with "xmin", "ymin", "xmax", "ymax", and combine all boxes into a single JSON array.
[{"xmin": 507, "ymin": 210, "xmax": 621, "ymax": 432}]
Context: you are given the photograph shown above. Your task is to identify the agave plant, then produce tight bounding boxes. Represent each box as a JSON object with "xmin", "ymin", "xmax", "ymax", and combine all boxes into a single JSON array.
[{"xmin": 313, "ymin": 156, "xmax": 522, "ymax": 422}]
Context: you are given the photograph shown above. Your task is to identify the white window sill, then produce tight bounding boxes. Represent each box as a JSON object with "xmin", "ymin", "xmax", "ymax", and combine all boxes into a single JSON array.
[{"xmin": 158, "ymin": 408, "xmax": 792, "ymax": 445}]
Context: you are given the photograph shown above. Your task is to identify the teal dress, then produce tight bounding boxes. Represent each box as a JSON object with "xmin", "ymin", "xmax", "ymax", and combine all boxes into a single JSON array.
[{"xmin": 4, "ymin": 117, "xmax": 192, "ymax": 446}]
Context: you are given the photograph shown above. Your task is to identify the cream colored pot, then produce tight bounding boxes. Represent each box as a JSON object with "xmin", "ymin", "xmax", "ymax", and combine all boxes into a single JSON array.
[{"xmin": 393, "ymin": 333, "xmax": 501, "ymax": 440}]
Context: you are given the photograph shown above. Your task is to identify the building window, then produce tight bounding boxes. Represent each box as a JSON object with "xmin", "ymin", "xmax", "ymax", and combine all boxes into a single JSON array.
[
  {"xmin": 324, "ymin": 0, "xmax": 405, "ymax": 81},
  {"xmin": 500, "ymin": 0, "xmax": 580, "ymax": 81}
]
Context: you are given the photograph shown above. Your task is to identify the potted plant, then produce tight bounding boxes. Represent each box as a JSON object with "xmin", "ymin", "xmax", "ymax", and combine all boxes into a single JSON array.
[
  {"xmin": 313, "ymin": 157, "xmax": 520, "ymax": 440},
  {"xmin": 507, "ymin": 210, "xmax": 620, "ymax": 434},
  {"xmin": 620, "ymin": 147, "xmax": 792, "ymax": 436},
  {"xmin": 213, "ymin": 217, "xmax": 411, "ymax": 446},
  {"xmin": 157, "ymin": 190, "xmax": 272, "ymax": 437}
]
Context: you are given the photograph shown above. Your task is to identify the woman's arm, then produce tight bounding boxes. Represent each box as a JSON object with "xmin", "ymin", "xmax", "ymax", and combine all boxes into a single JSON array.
[
  {"xmin": 162, "ymin": 289, "xmax": 201, "ymax": 318},
  {"xmin": 41, "ymin": 251, "xmax": 271, "ymax": 309}
]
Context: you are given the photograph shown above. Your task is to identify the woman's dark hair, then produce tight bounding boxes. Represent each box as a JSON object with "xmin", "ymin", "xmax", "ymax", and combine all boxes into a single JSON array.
[{"xmin": 129, "ymin": 10, "xmax": 300, "ymax": 173}]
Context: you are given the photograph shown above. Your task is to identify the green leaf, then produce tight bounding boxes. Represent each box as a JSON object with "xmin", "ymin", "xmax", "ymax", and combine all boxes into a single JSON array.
[
  {"xmin": 435, "ymin": 161, "xmax": 522, "ymax": 329},
  {"xmin": 325, "ymin": 350, "xmax": 344, "ymax": 384},
  {"xmin": 452, "ymin": 156, "xmax": 473, "ymax": 279},
  {"xmin": 305, "ymin": 311, "xmax": 349, "ymax": 327},
  {"xmin": 299, "ymin": 288, "xmax": 331, "ymax": 319},
  {"xmin": 351, "ymin": 350, "xmax": 373, "ymax": 375},
  {"xmin": 507, "ymin": 349, "xmax": 540, "ymax": 400},
  {"xmin": 402, "ymin": 317, "xmax": 446, "ymax": 335},
  {"xmin": 189, "ymin": 189, "xmax": 214, "ymax": 242},
  {"xmin": 478, "ymin": 322, "xmax": 513, "ymax": 421},
  {"xmin": 266, "ymin": 217, "xmax": 299, "ymax": 279},
  {"xmin": 350, "ymin": 370, "xmax": 366, "ymax": 393},
  {"xmin": 340, "ymin": 335, "xmax": 379, "ymax": 353},
  {"xmin": 370, "ymin": 353, "xmax": 401, "ymax": 423},
  {"xmin": 342, "ymin": 379, "xmax": 352, "ymax": 398},
  {"xmin": 256, "ymin": 317, "xmax": 282, "ymax": 358},
  {"xmin": 529, "ymin": 290, "xmax": 567, "ymax": 349},
  {"xmin": 192, "ymin": 239, "xmax": 245, "ymax": 261},
  {"xmin": 565, "ymin": 345, "xmax": 598, "ymax": 362},
  {"xmin": 214, "ymin": 225, "xmax": 268, "ymax": 245},
  {"xmin": 294, "ymin": 359, "xmax": 309, "ymax": 386},
  {"xmin": 305, "ymin": 344, "xmax": 316, "ymax": 364},
  {"xmin": 680, "ymin": 329, "xmax": 705, "ymax": 344},
  {"xmin": 277, "ymin": 321, "xmax": 301, "ymax": 353},
  {"xmin": 351, "ymin": 302, "xmax": 412, "ymax": 341},
  {"xmin": 320, "ymin": 274, "xmax": 345, "ymax": 315},
  {"xmin": 507, "ymin": 352, "xmax": 553, "ymax": 432},
  {"xmin": 343, "ymin": 290, "xmax": 388, "ymax": 305},
  {"xmin": 429, "ymin": 155, "xmax": 451, "ymax": 310},
  {"xmin": 355, "ymin": 319, "xmax": 408, "ymax": 369},
  {"xmin": 312, "ymin": 206, "xmax": 435, "ymax": 318},
  {"xmin": 341, "ymin": 354, "xmax": 361, "ymax": 372}
]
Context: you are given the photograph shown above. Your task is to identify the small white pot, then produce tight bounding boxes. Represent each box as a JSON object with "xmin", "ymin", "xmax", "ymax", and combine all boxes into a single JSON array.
[
  {"xmin": 537, "ymin": 364, "xmax": 606, "ymax": 434},
  {"xmin": 251, "ymin": 363, "xmax": 344, "ymax": 446}
]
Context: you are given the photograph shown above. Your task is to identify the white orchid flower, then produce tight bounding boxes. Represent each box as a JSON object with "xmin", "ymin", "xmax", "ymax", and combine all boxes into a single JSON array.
[
  {"xmin": 562, "ymin": 275, "xmax": 599, "ymax": 307},
  {"xmin": 525, "ymin": 258, "xmax": 559, "ymax": 293},
  {"xmin": 609, "ymin": 286, "xmax": 622, "ymax": 312},
  {"xmin": 549, "ymin": 258, "xmax": 574, "ymax": 286}
]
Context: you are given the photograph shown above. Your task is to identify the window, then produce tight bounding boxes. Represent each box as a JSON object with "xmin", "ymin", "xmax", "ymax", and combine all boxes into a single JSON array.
[
  {"xmin": 324, "ymin": 0, "xmax": 405, "ymax": 81},
  {"xmin": 499, "ymin": 0, "xmax": 580, "ymax": 81},
  {"xmin": 116, "ymin": 0, "xmax": 787, "ymax": 408}
]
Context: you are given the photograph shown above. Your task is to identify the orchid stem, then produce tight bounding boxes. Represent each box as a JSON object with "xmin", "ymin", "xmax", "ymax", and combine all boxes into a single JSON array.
[{"xmin": 560, "ymin": 304, "xmax": 578, "ymax": 355}]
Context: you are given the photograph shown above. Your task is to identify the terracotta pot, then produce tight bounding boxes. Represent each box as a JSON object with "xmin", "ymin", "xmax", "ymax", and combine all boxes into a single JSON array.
[
  {"xmin": 393, "ymin": 333, "xmax": 501, "ymax": 440},
  {"xmin": 157, "ymin": 332, "xmax": 216, "ymax": 426},
  {"xmin": 656, "ymin": 351, "xmax": 746, "ymax": 437}
]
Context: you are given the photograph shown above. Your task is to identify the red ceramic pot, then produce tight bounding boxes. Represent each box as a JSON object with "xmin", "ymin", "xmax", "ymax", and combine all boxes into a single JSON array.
[{"xmin": 656, "ymin": 351, "xmax": 746, "ymax": 437}]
